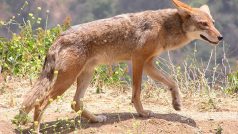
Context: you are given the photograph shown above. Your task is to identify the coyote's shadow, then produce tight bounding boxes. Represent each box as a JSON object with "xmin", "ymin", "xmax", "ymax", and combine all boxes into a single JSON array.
[{"xmin": 16, "ymin": 112, "xmax": 196, "ymax": 134}]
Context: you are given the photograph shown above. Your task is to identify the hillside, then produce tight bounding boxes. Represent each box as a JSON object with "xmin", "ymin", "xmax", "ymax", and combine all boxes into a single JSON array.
[{"xmin": 0, "ymin": 0, "xmax": 238, "ymax": 64}]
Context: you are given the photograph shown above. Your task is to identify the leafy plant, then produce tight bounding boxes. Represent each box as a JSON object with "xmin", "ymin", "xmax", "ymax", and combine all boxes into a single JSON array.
[
  {"xmin": 0, "ymin": 3, "xmax": 70, "ymax": 77},
  {"xmin": 12, "ymin": 112, "xmax": 31, "ymax": 126}
]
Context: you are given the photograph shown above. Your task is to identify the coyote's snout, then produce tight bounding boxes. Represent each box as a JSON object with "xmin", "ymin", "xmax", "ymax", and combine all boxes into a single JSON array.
[{"xmin": 19, "ymin": 0, "xmax": 222, "ymax": 132}]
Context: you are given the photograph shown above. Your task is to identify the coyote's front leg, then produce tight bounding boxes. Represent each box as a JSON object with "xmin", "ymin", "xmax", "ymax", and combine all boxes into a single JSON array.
[
  {"xmin": 144, "ymin": 57, "xmax": 181, "ymax": 110},
  {"xmin": 131, "ymin": 56, "xmax": 153, "ymax": 117}
]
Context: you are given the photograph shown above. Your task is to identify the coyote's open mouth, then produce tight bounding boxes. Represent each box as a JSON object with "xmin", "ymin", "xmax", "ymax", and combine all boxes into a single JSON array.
[{"xmin": 200, "ymin": 34, "xmax": 218, "ymax": 44}]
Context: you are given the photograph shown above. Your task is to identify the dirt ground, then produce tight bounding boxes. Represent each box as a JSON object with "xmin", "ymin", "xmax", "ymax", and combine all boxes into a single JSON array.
[{"xmin": 0, "ymin": 78, "xmax": 238, "ymax": 134}]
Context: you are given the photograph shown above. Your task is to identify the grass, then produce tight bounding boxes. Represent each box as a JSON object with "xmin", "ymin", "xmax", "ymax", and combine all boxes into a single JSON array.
[
  {"xmin": 6, "ymin": 81, "xmax": 237, "ymax": 133},
  {"xmin": 215, "ymin": 124, "xmax": 223, "ymax": 134}
]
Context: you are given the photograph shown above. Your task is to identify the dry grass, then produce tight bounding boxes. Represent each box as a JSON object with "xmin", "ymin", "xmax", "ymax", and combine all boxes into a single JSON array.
[{"xmin": 0, "ymin": 77, "xmax": 237, "ymax": 133}]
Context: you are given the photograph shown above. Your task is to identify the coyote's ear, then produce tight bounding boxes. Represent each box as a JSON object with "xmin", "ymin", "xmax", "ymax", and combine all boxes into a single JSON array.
[
  {"xmin": 200, "ymin": 5, "xmax": 214, "ymax": 22},
  {"xmin": 172, "ymin": 0, "xmax": 193, "ymax": 17},
  {"xmin": 200, "ymin": 5, "xmax": 211, "ymax": 15}
]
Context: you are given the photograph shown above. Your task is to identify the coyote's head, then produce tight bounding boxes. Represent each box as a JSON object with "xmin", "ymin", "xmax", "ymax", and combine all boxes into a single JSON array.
[{"xmin": 172, "ymin": 0, "xmax": 223, "ymax": 45}]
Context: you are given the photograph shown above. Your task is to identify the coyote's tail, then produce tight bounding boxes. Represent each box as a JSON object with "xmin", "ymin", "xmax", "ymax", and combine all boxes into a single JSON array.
[{"xmin": 19, "ymin": 52, "xmax": 56, "ymax": 115}]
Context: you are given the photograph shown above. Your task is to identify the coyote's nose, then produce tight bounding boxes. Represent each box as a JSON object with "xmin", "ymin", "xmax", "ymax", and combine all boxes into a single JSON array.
[{"xmin": 218, "ymin": 35, "xmax": 223, "ymax": 41}]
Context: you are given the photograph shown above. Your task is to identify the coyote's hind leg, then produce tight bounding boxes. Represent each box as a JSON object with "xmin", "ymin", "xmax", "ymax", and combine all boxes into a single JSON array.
[
  {"xmin": 33, "ymin": 66, "xmax": 82, "ymax": 133},
  {"xmin": 72, "ymin": 64, "xmax": 107, "ymax": 123}
]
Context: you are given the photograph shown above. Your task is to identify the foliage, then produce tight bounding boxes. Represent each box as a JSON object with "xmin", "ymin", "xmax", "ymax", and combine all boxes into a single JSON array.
[
  {"xmin": 0, "ymin": 2, "xmax": 129, "ymax": 88},
  {"xmin": 0, "ymin": 21, "xmax": 67, "ymax": 77},
  {"xmin": 156, "ymin": 43, "xmax": 232, "ymax": 97},
  {"xmin": 93, "ymin": 63, "xmax": 130, "ymax": 92},
  {"xmin": 226, "ymin": 71, "xmax": 238, "ymax": 94},
  {"xmin": 215, "ymin": 124, "xmax": 223, "ymax": 134},
  {"xmin": 0, "ymin": 2, "xmax": 70, "ymax": 77},
  {"xmin": 12, "ymin": 112, "xmax": 31, "ymax": 126}
]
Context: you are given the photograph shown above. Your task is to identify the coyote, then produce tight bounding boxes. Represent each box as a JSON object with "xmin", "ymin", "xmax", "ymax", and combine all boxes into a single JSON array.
[{"xmin": 19, "ymin": 0, "xmax": 222, "ymax": 132}]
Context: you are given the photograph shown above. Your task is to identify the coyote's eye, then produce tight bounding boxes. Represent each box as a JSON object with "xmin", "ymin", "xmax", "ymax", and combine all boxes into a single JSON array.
[{"xmin": 200, "ymin": 21, "xmax": 208, "ymax": 27}]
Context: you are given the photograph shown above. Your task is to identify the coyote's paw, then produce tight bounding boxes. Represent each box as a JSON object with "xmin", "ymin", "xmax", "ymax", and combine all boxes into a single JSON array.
[
  {"xmin": 95, "ymin": 115, "xmax": 107, "ymax": 123},
  {"xmin": 138, "ymin": 110, "xmax": 154, "ymax": 118},
  {"xmin": 172, "ymin": 99, "xmax": 181, "ymax": 111}
]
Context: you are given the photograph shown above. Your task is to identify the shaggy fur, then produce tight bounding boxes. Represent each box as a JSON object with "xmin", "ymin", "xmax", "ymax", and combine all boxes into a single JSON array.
[{"xmin": 20, "ymin": 0, "xmax": 222, "ymax": 132}]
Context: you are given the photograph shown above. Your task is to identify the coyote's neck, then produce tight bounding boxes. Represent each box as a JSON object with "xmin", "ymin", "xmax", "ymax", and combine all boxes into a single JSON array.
[{"xmin": 157, "ymin": 9, "xmax": 192, "ymax": 50}]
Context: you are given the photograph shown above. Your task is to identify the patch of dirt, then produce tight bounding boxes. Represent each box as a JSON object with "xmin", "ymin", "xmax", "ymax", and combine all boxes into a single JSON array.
[
  {"xmin": 0, "ymin": 79, "xmax": 238, "ymax": 134},
  {"xmin": 0, "ymin": 120, "xmax": 15, "ymax": 134}
]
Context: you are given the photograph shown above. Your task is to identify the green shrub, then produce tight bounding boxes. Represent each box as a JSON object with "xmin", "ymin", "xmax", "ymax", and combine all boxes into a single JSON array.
[{"xmin": 0, "ymin": 10, "xmax": 70, "ymax": 77}]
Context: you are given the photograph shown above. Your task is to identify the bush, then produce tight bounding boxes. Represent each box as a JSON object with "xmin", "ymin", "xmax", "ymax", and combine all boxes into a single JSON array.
[{"xmin": 0, "ymin": 9, "xmax": 70, "ymax": 77}]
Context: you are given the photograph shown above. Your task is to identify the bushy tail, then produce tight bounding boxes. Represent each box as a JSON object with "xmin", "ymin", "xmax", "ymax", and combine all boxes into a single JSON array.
[{"xmin": 19, "ymin": 53, "xmax": 55, "ymax": 114}]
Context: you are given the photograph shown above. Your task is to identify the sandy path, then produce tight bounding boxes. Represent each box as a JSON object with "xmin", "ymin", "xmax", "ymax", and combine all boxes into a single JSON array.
[{"xmin": 0, "ymin": 80, "xmax": 237, "ymax": 134}]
